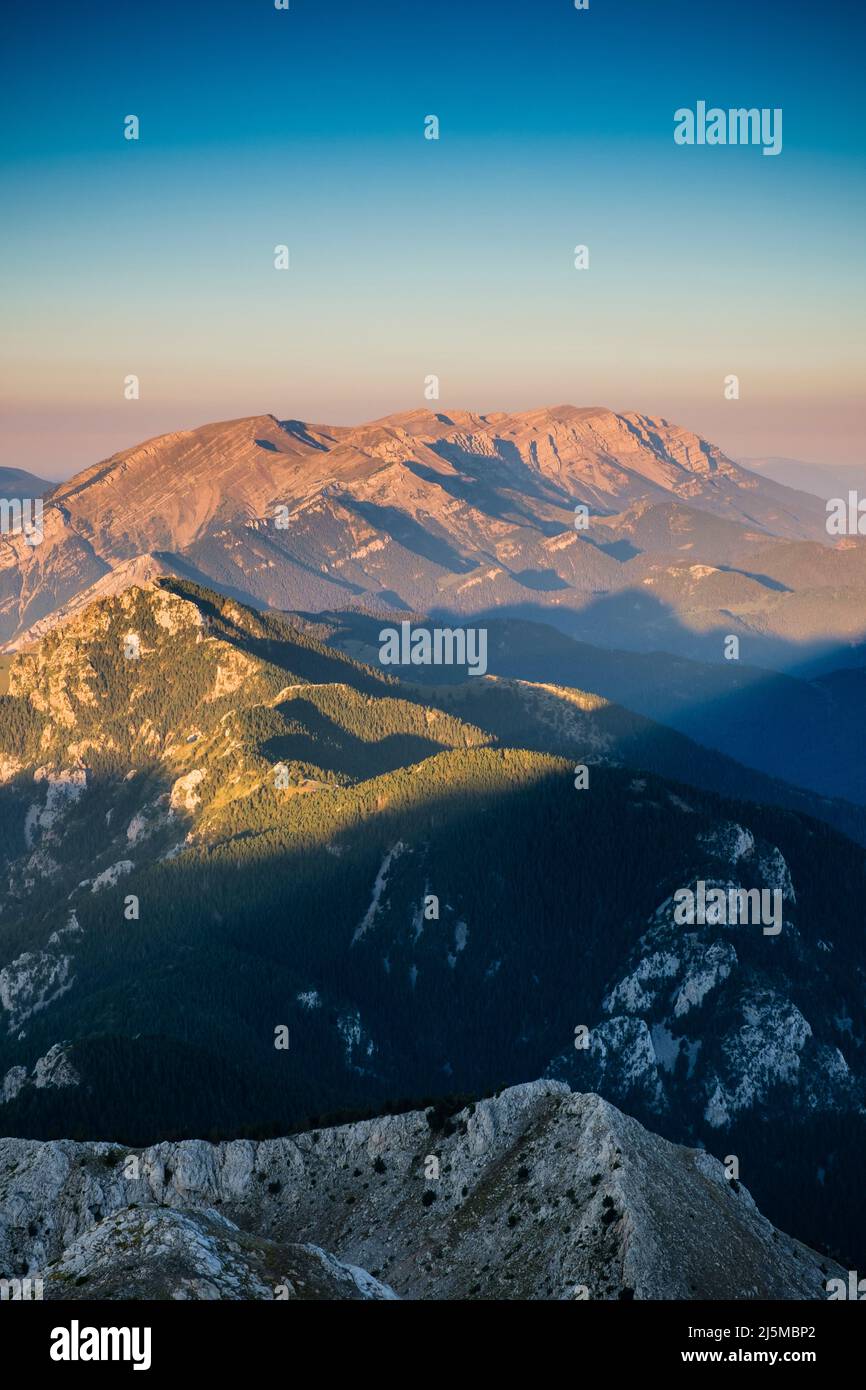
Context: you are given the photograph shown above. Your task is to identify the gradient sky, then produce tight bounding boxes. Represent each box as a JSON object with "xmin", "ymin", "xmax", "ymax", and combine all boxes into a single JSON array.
[{"xmin": 2, "ymin": 0, "xmax": 865, "ymax": 479}]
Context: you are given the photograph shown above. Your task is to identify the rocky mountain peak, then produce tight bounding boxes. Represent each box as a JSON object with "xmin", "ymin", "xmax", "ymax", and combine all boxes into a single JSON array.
[
  {"xmin": 0, "ymin": 405, "xmax": 834, "ymax": 653},
  {"xmin": 0, "ymin": 1080, "xmax": 843, "ymax": 1300}
]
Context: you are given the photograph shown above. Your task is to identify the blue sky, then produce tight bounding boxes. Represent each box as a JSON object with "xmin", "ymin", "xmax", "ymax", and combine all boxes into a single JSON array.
[{"xmin": 2, "ymin": 0, "xmax": 865, "ymax": 476}]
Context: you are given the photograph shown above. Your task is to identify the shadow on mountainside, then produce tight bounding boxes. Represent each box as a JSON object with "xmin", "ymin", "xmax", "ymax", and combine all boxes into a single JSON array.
[
  {"xmin": 418, "ymin": 589, "xmax": 866, "ymax": 807},
  {"xmin": 262, "ymin": 696, "xmax": 478, "ymax": 780},
  {"xmin": 302, "ymin": 594, "xmax": 866, "ymax": 812},
  {"xmin": 2, "ymin": 753, "xmax": 865, "ymax": 1267},
  {"xmin": 443, "ymin": 584, "xmax": 863, "ymax": 672}
]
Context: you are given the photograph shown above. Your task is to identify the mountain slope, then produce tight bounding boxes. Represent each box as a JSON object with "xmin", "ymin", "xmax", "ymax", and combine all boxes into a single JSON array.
[
  {"xmin": 313, "ymin": 607, "xmax": 866, "ymax": 820},
  {"xmin": 0, "ymin": 467, "xmax": 52, "ymax": 498},
  {"xmin": 0, "ymin": 1081, "xmax": 844, "ymax": 1301},
  {"xmin": 1, "ymin": 581, "xmax": 865, "ymax": 1265},
  {"xmin": 5, "ymin": 406, "xmax": 854, "ymax": 664}
]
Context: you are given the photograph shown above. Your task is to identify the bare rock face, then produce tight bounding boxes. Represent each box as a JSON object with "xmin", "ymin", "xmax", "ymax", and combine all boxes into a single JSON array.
[
  {"xmin": 547, "ymin": 819, "xmax": 857, "ymax": 1132},
  {"xmin": 0, "ymin": 1081, "xmax": 843, "ymax": 1300},
  {"xmin": 1, "ymin": 1043, "xmax": 80, "ymax": 1102},
  {"xmin": 42, "ymin": 1209, "xmax": 398, "ymax": 1301},
  {"xmin": 0, "ymin": 406, "xmax": 832, "ymax": 653}
]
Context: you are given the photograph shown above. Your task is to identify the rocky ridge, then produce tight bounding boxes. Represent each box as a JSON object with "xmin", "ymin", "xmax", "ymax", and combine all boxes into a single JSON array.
[
  {"xmin": 0, "ymin": 1081, "xmax": 843, "ymax": 1301},
  {"xmin": 3, "ymin": 406, "xmax": 854, "ymax": 665}
]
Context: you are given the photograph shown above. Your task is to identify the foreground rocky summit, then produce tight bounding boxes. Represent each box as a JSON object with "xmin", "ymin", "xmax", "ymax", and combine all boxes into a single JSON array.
[{"xmin": 0, "ymin": 1081, "xmax": 842, "ymax": 1300}]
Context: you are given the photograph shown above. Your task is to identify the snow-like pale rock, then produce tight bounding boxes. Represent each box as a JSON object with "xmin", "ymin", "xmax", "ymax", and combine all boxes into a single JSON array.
[
  {"xmin": 0, "ymin": 952, "xmax": 73, "ymax": 1032},
  {"xmin": 704, "ymin": 992, "xmax": 814, "ymax": 1128},
  {"xmin": 1, "ymin": 1066, "xmax": 26, "ymax": 1102},
  {"xmin": 447, "ymin": 920, "xmax": 468, "ymax": 968},
  {"xmin": 91, "ymin": 860, "xmax": 134, "ymax": 893},
  {"xmin": 551, "ymin": 811, "xmax": 840, "ymax": 1131},
  {"xmin": 170, "ymin": 769, "xmax": 206, "ymax": 814},
  {"xmin": 578, "ymin": 1016, "xmax": 667, "ymax": 1112},
  {"xmin": 2, "ymin": 1043, "xmax": 80, "ymax": 1104},
  {"xmin": 672, "ymin": 941, "xmax": 736, "ymax": 1017},
  {"xmin": 24, "ymin": 768, "xmax": 87, "ymax": 849},
  {"xmin": 698, "ymin": 822, "xmax": 755, "ymax": 863},
  {"xmin": 0, "ymin": 1081, "xmax": 844, "ymax": 1301},
  {"xmin": 603, "ymin": 951, "xmax": 680, "ymax": 1014},
  {"xmin": 32, "ymin": 1043, "xmax": 80, "ymax": 1091},
  {"xmin": 757, "ymin": 845, "xmax": 796, "ymax": 902},
  {"xmin": 352, "ymin": 842, "xmax": 405, "ymax": 944}
]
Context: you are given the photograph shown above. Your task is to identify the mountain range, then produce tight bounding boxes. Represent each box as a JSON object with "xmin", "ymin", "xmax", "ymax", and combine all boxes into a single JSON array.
[
  {"xmin": 0, "ymin": 467, "xmax": 52, "ymax": 499},
  {"xmin": 742, "ymin": 457, "xmax": 866, "ymax": 501},
  {"xmin": 313, "ymin": 608, "xmax": 866, "ymax": 809},
  {"xmin": 0, "ymin": 578, "xmax": 864, "ymax": 1272},
  {"xmin": 3, "ymin": 406, "xmax": 864, "ymax": 671},
  {"xmin": 1, "ymin": 405, "xmax": 864, "ymax": 1300}
]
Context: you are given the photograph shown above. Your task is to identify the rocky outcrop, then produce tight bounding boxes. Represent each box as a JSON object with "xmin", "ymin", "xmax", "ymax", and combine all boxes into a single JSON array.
[
  {"xmin": 41, "ymin": 1208, "xmax": 398, "ymax": 1301},
  {"xmin": 547, "ymin": 819, "xmax": 859, "ymax": 1127},
  {"xmin": 0, "ymin": 952, "xmax": 74, "ymax": 1035},
  {"xmin": 1, "ymin": 1044, "xmax": 79, "ymax": 1106},
  {"xmin": 0, "ymin": 1081, "xmax": 844, "ymax": 1301}
]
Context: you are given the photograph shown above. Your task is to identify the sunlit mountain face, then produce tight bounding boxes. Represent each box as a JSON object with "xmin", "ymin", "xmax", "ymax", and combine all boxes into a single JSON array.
[
  {"xmin": 3, "ymin": 406, "xmax": 860, "ymax": 669},
  {"xmin": 3, "ymin": 0, "xmax": 864, "ymax": 1316},
  {"xmin": 2, "ymin": 402, "xmax": 866, "ymax": 1312},
  {"xmin": 1, "ymin": 556, "xmax": 865, "ymax": 1277}
]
